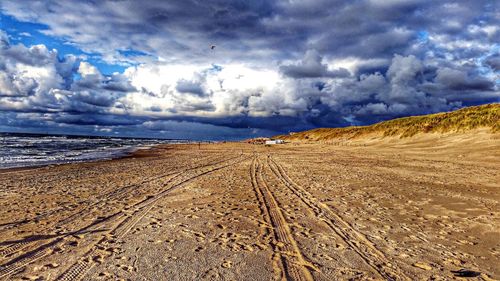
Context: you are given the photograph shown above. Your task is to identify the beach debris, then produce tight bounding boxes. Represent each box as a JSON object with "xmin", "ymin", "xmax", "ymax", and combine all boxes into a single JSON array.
[{"xmin": 451, "ymin": 269, "xmax": 481, "ymax": 277}]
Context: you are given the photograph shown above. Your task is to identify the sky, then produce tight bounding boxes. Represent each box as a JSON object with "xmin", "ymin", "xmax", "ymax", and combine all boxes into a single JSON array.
[{"xmin": 0, "ymin": 0, "xmax": 499, "ymax": 140}]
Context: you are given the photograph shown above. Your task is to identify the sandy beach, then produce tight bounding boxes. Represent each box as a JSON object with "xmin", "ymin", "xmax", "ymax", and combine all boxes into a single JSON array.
[{"xmin": 0, "ymin": 132, "xmax": 499, "ymax": 280}]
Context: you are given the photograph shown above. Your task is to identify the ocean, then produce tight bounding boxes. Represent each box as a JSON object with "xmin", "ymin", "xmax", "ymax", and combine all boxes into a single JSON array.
[{"xmin": 0, "ymin": 133, "xmax": 182, "ymax": 169}]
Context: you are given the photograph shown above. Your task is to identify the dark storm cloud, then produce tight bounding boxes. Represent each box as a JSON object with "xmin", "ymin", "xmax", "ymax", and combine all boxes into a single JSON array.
[
  {"xmin": 71, "ymin": 91, "xmax": 118, "ymax": 107},
  {"xmin": 280, "ymin": 50, "xmax": 350, "ymax": 78},
  {"xmin": 435, "ymin": 67, "xmax": 494, "ymax": 91},
  {"xmin": 485, "ymin": 55, "xmax": 500, "ymax": 71},
  {"xmin": 102, "ymin": 75, "xmax": 137, "ymax": 93},
  {"xmin": 266, "ymin": 0, "xmax": 495, "ymax": 59},
  {"xmin": 176, "ymin": 79, "xmax": 205, "ymax": 96},
  {"xmin": 0, "ymin": 0, "xmax": 499, "ymax": 138},
  {"xmin": 53, "ymin": 113, "xmax": 147, "ymax": 126},
  {"xmin": 2, "ymin": 0, "xmax": 495, "ymax": 65},
  {"xmin": 1, "ymin": 0, "xmax": 278, "ymax": 64}
]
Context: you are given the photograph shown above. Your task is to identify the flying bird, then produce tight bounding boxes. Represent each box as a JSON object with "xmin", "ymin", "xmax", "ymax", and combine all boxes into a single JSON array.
[{"xmin": 210, "ymin": 45, "xmax": 216, "ymax": 50}]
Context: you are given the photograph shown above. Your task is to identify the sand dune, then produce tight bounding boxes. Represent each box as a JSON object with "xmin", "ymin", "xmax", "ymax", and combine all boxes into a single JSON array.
[
  {"xmin": 276, "ymin": 103, "xmax": 499, "ymax": 142},
  {"xmin": 0, "ymin": 132, "xmax": 499, "ymax": 280}
]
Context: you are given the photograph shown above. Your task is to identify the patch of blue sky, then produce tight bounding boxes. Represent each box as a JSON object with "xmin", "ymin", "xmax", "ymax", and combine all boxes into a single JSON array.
[
  {"xmin": 92, "ymin": 61, "xmax": 128, "ymax": 75},
  {"xmin": 1, "ymin": 13, "xmax": 129, "ymax": 75},
  {"xmin": 417, "ymin": 30, "xmax": 429, "ymax": 44},
  {"xmin": 1, "ymin": 13, "xmax": 85, "ymax": 56}
]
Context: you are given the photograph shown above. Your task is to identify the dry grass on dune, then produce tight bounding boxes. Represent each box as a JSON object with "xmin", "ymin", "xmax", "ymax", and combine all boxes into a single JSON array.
[{"xmin": 277, "ymin": 103, "xmax": 499, "ymax": 141}]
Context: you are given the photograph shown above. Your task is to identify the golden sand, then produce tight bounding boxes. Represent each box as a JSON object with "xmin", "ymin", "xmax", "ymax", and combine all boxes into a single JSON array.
[{"xmin": 0, "ymin": 131, "xmax": 498, "ymax": 280}]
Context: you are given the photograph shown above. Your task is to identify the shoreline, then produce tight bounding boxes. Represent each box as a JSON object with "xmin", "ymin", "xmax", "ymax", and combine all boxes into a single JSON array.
[
  {"xmin": 0, "ymin": 143, "xmax": 162, "ymax": 174},
  {"xmin": 0, "ymin": 142, "xmax": 217, "ymax": 174}
]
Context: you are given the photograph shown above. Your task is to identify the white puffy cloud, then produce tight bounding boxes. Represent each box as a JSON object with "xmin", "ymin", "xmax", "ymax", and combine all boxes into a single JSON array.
[
  {"xmin": 120, "ymin": 63, "xmax": 292, "ymax": 118},
  {"xmin": 78, "ymin": 61, "xmax": 100, "ymax": 77},
  {"xmin": 0, "ymin": 33, "xmax": 66, "ymax": 99}
]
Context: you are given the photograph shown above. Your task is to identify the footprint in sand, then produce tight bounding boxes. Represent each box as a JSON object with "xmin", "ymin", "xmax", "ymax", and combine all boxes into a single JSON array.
[
  {"xmin": 116, "ymin": 264, "xmax": 134, "ymax": 272},
  {"xmin": 98, "ymin": 272, "xmax": 112, "ymax": 278},
  {"xmin": 44, "ymin": 262, "xmax": 60, "ymax": 269},
  {"xmin": 334, "ymin": 243, "xmax": 345, "ymax": 250},
  {"xmin": 165, "ymin": 256, "xmax": 178, "ymax": 261},
  {"xmin": 254, "ymin": 242, "xmax": 267, "ymax": 250},
  {"xmin": 313, "ymin": 254, "xmax": 333, "ymax": 261},
  {"xmin": 181, "ymin": 229, "xmax": 206, "ymax": 240},
  {"xmin": 104, "ymin": 246, "xmax": 121, "ymax": 254},
  {"xmin": 116, "ymin": 256, "xmax": 128, "ymax": 261},
  {"xmin": 67, "ymin": 240, "xmax": 79, "ymax": 247},
  {"xmin": 148, "ymin": 220, "xmax": 162, "ymax": 228},
  {"xmin": 93, "ymin": 254, "xmax": 105, "ymax": 263},
  {"xmin": 241, "ymin": 243, "xmax": 254, "ymax": 252},
  {"xmin": 202, "ymin": 268, "xmax": 221, "ymax": 279},
  {"xmin": 221, "ymin": 260, "xmax": 233, "ymax": 268}
]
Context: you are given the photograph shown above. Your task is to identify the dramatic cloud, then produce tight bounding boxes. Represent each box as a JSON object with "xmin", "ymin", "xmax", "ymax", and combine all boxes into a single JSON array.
[
  {"xmin": 0, "ymin": 0, "xmax": 498, "ymax": 139},
  {"xmin": 0, "ymin": 32, "xmax": 70, "ymax": 99},
  {"xmin": 485, "ymin": 55, "xmax": 500, "ymax": 71},
  {"xmin": 280, "ymin": 50, "xmax": 350, "ymax": 78}
]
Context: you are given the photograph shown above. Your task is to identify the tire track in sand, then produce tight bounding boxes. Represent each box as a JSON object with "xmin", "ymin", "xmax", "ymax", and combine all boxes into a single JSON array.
[
  {"xmin": 0, "ymin": 213, "xmax": 118, "ymax": 280},
  {"xmin": 56, "ymin": 155, "xmax": 248, "ymax": 281},
  {"xmin": 0, "ymin": 155, "xmax": 234, "ymax": 264},
  {"xmin": 250, "ymin": 156, "xmax": 315, "ymax": 281},
  {"xmin": 249, "ymin": 156, "xmax": 273, "ymax": 250},
  {"xmin": 268, "ymin": 155, "xmax": 410, "ymax": 281},
  {"xmin": 0, "ymin": 241, "xmax": 37, "ymax": 258},
  {"xmin": 55, "ymin": 154, "xmax": 229, "ymax": 227},
  {"xmin": 0, "ymin": 154, "xmax": 224, "ymax": 234},
  {"xmin": 0, "ymin": 155, "xmax": 245, "ymax": 280},
  {"xmin": 0, "ymin": 245, "xmax": 53, "ymax": 278}
]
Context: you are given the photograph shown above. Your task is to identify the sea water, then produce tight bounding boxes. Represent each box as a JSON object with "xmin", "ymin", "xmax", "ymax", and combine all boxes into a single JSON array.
[{"xmin": 0, "ymin": 133, "xmax": 182, "ymax": 169}]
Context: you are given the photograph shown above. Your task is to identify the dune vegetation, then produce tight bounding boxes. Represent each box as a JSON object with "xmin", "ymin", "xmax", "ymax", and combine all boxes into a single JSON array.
[{"xmin": 276, "ymin": 103, "xmax": 499, "ymax": 141}]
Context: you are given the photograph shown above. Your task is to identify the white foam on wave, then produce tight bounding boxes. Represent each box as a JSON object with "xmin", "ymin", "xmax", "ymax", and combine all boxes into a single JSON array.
[{"xmin": 0, "ymin": 135, "xmax": 175, "ymax": 169}]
